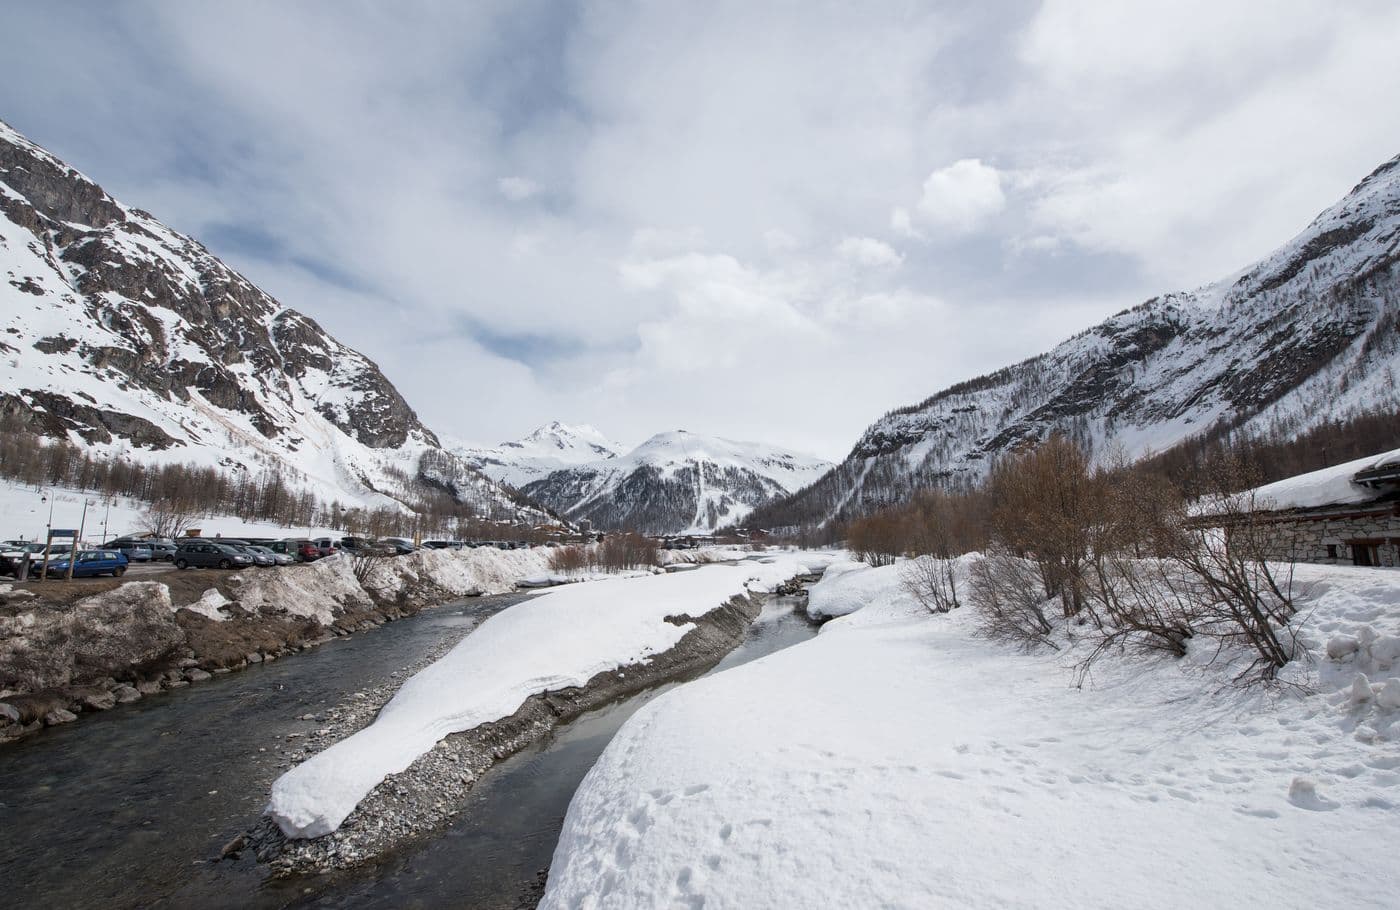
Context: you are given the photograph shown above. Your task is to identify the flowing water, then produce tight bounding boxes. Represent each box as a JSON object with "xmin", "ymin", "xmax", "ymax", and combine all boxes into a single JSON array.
[{"xmin": 1, "ymin": 588, "xmax": 818, "ymax": 909}]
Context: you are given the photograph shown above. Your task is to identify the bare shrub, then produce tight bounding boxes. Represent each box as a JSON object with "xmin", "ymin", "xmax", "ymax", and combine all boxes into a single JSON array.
[
  {"xmin": 548, "ymin": 544, "xmax": 589, "ymax": 575},
  {"xmin": 968, "ymin": 549, "xmax": 1057, "ymax": 649},
  {"xmin": 1171, "ymin": 463, "xmax": 1299, "ymax": 684},
  {"xmin": 900, "ymin": 488, "xmax": 985, "ymax": 613},
  {"xmin": 349, "ymin": 550, "xmax": 389, "ymax": 588},
  {"xmin": 598, "ymin": 532, "xmax": 659, "ymax": 572}
]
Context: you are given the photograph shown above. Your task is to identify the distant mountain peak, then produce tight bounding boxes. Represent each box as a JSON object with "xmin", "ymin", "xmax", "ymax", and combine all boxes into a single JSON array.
[{"xmin": 519, "ymin": 430, "xmax": 833, "ymax": 535}]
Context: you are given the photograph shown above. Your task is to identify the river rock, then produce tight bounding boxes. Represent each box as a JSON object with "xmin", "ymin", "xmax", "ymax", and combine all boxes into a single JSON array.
[
  {"xmin": 177, "ymin": 658, "xmax": 200, "ymax": 669},
  {"xmin": 167, "ymin": 679, "xmax": 189, "ymax": 689},
  {"xmin": 246, "ymin": 652, "xmax": 263, "ymax": 663},
  {"xmin": 0, "ymin": 702, "xmax": 19, "ymax": 725},
  {"xmin": 43, "ymin": 708, "xmax": 78, "ymax": 726},
  {"xmin": 185, "ymin": 668, "xmax": 213, "ymax": 683},
  {"xmin": 113, "ymin": 685, "xmax": 142, "ymax": 704},
  {"xmin": 137, "ymin": 680, "xmax": 163, "ymax": 695},
  {"xmin": 79, "ymin": 690, "xmax": 117, "ymax": 711}
]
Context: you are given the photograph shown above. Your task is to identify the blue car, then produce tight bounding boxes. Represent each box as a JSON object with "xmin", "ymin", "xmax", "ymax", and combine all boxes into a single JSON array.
[{"xmin": 43, "ymin": 549, "xmax": 130, "ymax": 578}]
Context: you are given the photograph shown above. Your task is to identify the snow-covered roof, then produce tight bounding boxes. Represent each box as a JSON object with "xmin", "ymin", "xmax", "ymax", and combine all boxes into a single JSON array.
[{"xmin": 1250, "ymin": 447, "xmax": 1400, "ymax": 512}]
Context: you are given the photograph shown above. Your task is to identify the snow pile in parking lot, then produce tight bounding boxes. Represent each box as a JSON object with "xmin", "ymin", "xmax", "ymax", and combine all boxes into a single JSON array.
[
  {"xmin": 230, "ymin": 557, "xmax": 374, "ymax": 625},
  {"xmin": 364, "ymin": 546, "xmax": 552, "ymax": 604}
]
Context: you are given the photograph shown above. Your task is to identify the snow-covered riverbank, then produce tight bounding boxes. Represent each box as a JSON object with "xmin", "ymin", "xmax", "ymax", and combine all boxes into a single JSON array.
[
  {"xmin": 267, "ymin": 554, "xmax": 837, "ymax": 842},
  {"xmin": 541, "ymin": 560, "xmax": 1400, "ymax": 908}
]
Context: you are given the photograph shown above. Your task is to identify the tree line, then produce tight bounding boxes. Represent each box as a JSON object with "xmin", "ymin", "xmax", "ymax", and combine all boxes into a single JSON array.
[
  {"xmin": 838, "ymin": 425, "xmax": 1372, "ymax": 685},
  {"xmin": 0, "ymin": 413, "xmax": 536, "ymax": 541}
]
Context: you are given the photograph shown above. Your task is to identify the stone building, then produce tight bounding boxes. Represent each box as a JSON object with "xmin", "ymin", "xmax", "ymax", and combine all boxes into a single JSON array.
[{"xmin": 1233, "ymin": 448, "xmax": 1400, "ymax": 567}]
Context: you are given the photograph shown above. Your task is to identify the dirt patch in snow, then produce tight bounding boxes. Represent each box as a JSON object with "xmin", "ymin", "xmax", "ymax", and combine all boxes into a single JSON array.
[{"xmin": 244, "ymin": 588, "xmax": 769, "ymax": 875}]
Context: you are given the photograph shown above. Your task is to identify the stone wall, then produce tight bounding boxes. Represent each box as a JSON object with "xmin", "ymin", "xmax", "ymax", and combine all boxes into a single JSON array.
[{"xmin": 1252, "ymin": 508, "xmax": 1400, "ymax": 567}]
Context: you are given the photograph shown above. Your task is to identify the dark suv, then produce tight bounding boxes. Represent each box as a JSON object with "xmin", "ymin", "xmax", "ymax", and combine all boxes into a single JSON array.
[{"xmin": 173, "ymin": 541, "xmax": 254, "ymax": 570}]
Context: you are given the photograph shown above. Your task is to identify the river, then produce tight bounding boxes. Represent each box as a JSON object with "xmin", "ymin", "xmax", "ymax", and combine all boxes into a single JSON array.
[{"xmin": 1, "ymin": 587, "xmax": 818, "ymax": 909}]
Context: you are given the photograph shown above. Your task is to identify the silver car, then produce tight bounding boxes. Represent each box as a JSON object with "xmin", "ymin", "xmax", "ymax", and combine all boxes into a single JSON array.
[{"xmin": 248, "ymin": 544, "xmax": 293, "ymax": 566}]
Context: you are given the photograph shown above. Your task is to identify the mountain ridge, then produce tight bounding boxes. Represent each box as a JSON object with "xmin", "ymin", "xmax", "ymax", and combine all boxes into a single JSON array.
[
  {"xmin": 519, "ymin": 429, "xmax": 832, "ymax": 535},
  {"xmin": 750, "ymin": 150, "xmax": 1400, "ymax": 529},
  {"xmin": 0, "ymin": 117, "xmax": 537, "ymax": 523}
]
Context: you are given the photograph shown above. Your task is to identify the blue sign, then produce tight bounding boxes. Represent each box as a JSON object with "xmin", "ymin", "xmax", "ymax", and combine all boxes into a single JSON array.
[{"xmin": 50, "ymin": 529, "xmax": 78, "ymax": 537}]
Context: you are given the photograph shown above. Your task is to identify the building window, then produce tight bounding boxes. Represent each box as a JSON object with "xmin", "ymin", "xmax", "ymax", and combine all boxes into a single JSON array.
[{"xmin": 1326, "ymin": 544, "xmax": 1338, "ymax": 560}]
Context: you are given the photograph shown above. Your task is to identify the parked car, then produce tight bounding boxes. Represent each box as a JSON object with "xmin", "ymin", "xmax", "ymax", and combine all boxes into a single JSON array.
[
  {"xmin": 235, "ymin": 545, "xmax": 276, "ymax": 567},
  {"xmin": 100, "ymin": 538, "xmax": 155, "ymax": 562},
  {"xmin": 247, "ymin": 544, "xmax": 293, "ymax": 566},
  {"xmin": 335, "ymin": 536, "xmax": 383, "ymax": 556},
  {"xmin": 274, "ymin": 538, "xmax": 322, "ymax": 562},
  {"xmin": 172, "ymin": 541, "xmax": 254, "ymax": 570},
  {"xmin": 0, "ymin": 542, "xmax": 46, "ymax": 577},
  {"xmin": 146, "ymin": 539, "xmax": 179, "ymax": 561},
  {"xmin": 211, "ymin": 539, "xmax": 277, "ymax": 568},
  {"xmin": 42, "ymin": 549, "xmax": 130, "ymax": 578},
  {"xmin": 381, "ymin": 537, "xmax": 417, "ymax": 556},
  {"xmin": 311, "ymin": 537, "xmax": 340, "ymax": 559}
]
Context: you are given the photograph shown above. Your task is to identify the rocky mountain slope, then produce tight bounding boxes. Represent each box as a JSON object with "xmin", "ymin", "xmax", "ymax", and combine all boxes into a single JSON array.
[
  {"xmin": 520, "ymin": 430, "xmax": 831, "ymax": 534},
  {"xmin": 451, "ymin": 421, "xmax": 626, "ymax": 489},
  {"xmin": 0, "ymin": 118, "xmax": 532, "ymax": 520},
  {"xmin": 752, "ymin": 151, "xmax": 1400, "ymax": 529}
]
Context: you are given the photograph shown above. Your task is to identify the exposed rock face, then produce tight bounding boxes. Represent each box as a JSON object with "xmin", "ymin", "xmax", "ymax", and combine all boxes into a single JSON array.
[
  {"xmin": 752, "ymin": 153, "xmax": 1400, "ymax": 528},
  {"xmin": 0, "ymin": 118, "xmax": 529, "ymax": 515}
]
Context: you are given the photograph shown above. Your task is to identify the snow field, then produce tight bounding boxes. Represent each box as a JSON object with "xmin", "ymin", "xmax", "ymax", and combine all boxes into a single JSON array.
[
  {"xmin": 541, "ymin": 560, "xmax": 1400, "ymax": 909},
  {"xmin": 267, "ymin": 556, "xmax": 816, "ymax": 838}
]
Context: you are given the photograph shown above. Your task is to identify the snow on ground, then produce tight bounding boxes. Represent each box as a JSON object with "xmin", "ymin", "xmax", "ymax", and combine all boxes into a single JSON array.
[
  {"xmin": 268, "ymin": 556, "xmax": 817, "ymax": 839},
  {"xmin": 542, "ymin": 561, "xmax": 1400, "ymax": 909},
  {"xmin": 804, "ymin": 559, "xmax": 918, "ymax": 620}
]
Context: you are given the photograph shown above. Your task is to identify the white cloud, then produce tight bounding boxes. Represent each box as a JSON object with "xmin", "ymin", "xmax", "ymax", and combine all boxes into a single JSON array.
[
  {"xmin": 835, "ymin": 236, "xmax": 903, "ymax": 268},
  {"xmin": 908, "ymin": 158, "xmax": 1006, "ymax": 234},
  {"xmin": 7, "ymin": 0, "xmax": 1399, "ymax": 456},
  {"xmin": 497, "ymin": 176, "xmax": 541, "ymax": 201}
]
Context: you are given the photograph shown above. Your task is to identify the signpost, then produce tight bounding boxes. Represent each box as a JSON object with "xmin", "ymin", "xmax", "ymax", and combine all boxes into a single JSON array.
[{"xmin": 40, "ymin": 529, "xmax": 79, "ymax": 582}]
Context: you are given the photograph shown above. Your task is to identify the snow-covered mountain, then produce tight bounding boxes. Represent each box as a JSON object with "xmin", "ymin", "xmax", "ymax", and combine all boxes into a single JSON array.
[
  {"xmin": 753, "ymin": 151, "xmax": 1400, "ymax": 529},
  {"xmin": 451, "ymin": 421, "xmax": 626, "ymax": 489},
  {"xmin": 520, "ymin": 430, "xmax": 832, "ymax": 534},
  {"xmin": 0, "ymin": 118, "xmax": 534, "ymax": 520}
]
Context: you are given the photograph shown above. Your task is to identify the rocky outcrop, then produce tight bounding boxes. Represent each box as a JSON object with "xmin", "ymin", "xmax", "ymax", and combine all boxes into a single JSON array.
[{"xmin": 0, "ymin": 118, "xmax": 535, "ymax": 518}]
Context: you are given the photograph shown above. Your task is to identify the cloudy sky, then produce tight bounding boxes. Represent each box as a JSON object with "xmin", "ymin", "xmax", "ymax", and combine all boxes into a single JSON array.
[{"xmin": 4, "ymin": 1, "xmax": 1399, "ymax": 460}]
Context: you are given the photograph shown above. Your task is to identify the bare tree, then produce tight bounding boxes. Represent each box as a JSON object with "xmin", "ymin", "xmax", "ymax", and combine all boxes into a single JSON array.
[{"xmin": 140, "ymin": 499, "xmax": 198, "ymax": 539}]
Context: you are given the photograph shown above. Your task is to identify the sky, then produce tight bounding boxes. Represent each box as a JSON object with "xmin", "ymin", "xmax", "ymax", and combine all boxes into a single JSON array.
[{"xmin": 3, "ymin": 0, "xmax": 1399, "ymax": 461}]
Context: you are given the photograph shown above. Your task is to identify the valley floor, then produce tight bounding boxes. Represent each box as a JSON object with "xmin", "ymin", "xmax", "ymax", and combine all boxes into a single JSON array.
[{"xmin": 541, "ymin": 561, "xmax": 1400, "ymax": 908}]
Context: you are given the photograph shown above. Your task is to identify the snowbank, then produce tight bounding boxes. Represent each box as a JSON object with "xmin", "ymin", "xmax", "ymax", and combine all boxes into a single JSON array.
[
  {"xmin": 804, "ymin": 560, "xmax": 921, "ymax": 621},
  {"xmin": 542, "ymin": 562, "xmax": 1400, "ymax": 909},
  {"xmin": 268, "ymin": 557, "xmax": 812, "ymax": 839}
]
